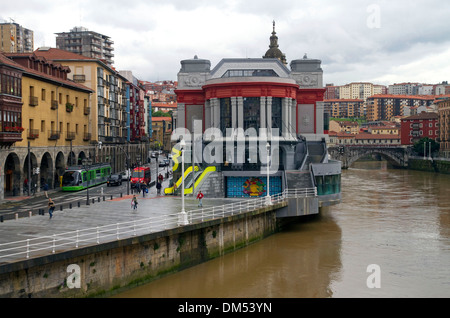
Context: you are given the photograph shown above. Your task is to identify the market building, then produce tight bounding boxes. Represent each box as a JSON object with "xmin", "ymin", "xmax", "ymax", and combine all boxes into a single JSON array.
[{"xmin": 169, "ymin": 23, "xmax": 341, "ymax": 206}]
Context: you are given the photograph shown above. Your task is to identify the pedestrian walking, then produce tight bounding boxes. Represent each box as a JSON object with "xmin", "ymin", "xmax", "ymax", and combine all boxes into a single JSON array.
[
  {"xmin": 197, "ymin": 191, "xmax": 204, "ymax": 207},
  {"xmin": 131, "ymin": 195, "xmax": 138, "ymax": 210},
  {"xmin": 43, "ymin": 182, "xmax": 49, "ymax": 198},
  {"xmin": 142, "ymin": 184, "xmax": 147, "ymax": 197},
  {"xmin": 137, "ymin": 182, "xmax": 141, "ymax": 194},
  {"xmin": 48, "ymin": 198, "xmax": 55, "ymax": 219},
  {"xmin": 156, "ymin": 181, "xmax": 161, "ymax": 195},
  {"xmin": 158, "ymin": 173, "xmax": 164, "ymax": 183}
]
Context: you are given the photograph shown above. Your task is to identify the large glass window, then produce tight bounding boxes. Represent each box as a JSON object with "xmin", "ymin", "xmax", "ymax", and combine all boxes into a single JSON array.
[
  {"xmin": 271, "ymin": 97, "xmax": 282, "ymax": 136},
  {"xmin": 222, "ymin": 69, "xmax": 278, "ymax": 78},
  {"xmin": 220, "ymin": 98, "xmax": 232, "ymax": 134},
  {"xmin": 0, "ymin": 73, "xmax": 21, "ymax": 97},
  {"xmin": 243, "ymin": 97, "xmax": 260, "ymax": 132}
]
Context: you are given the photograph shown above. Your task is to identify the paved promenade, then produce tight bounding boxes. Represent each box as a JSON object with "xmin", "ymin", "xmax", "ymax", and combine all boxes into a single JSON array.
[{"xmin": 0, "ymin": 179, "xmax": 237, "ymax": 264}]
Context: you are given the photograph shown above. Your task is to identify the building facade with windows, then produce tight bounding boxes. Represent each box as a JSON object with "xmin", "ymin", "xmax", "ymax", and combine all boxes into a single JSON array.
[
  {"xmin": 400, "ymin": 112, "xmax": 439, "ymax": 145},
  {"xmin": 0, "ymin": 51, "xmax": 94, "ymax": 200},
  {"xmin": 366, "ymin": 94, "xmax": 436, "ymax": 122},
  {"xmin": 33, "ymin": 47, "xmax": 129, "ymax": 145},
  {"xmin": 55, "ymin": 27, "xmax": 114, "ymax": 66},
  {"xmin": 324, "ymin": 99, "xmax": 364, "ymax": 118},
  {"xmin": 0, "ymin": 22, "xmax": 34, "ymax": 53},
  {"xmin": 437, "ymin": 97, "xmax": 450, "ymax": 157}
]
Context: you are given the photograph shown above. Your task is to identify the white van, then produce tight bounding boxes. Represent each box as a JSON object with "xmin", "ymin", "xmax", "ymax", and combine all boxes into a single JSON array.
[{"xmin": 121, "ymin": 169, "xmax": 131, "ymax": 181}]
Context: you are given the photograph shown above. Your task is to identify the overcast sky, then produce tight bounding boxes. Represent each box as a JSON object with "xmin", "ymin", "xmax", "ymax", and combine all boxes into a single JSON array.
[{"xmin": 2, "ymin": 0, "xmax": 450, "ymax": 86}]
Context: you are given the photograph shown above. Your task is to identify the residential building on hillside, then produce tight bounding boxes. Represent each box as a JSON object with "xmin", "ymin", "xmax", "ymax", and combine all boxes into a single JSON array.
[
  {"xmin": 324, "ymin": 99, "xmax": 364, "ymax": 118},
  {"xmin": 338, "ymin": 82, "xmax": 385, "ymax": 101},
  {"xmin": 56, "ymin": 27, "xmax": 114, "ymax": 66},
  {"xmin": 436, "ymin": 97, "xmax": 450, "ymax": 157},
  {"xmin": 366, "ymin": 94, "xmax": 436, "ymax": 121},
  {"xmin": 329, "ymin": 120, "xmax": 360, "ymax": 135},
  {"xmin": 400, "ymin": 112, "xmax": 439, "ymax": 145},
  {"xmin": 0, "ymin": 22, "xmax": 34, "ymax": 53},
  {"xmin": 141, "ymin": 80, "xmax": 177, "ymax": 94},
  {"xmin": 324, "ymin": 84, "xmax": 340, "ymax": 100},
  {"xmin": 388, "ymin": 83, "xmax": 420, "ymax": 95},
  {"xmin": 151, "ymin": 102, "xmax": 177, "ymax": 114}
]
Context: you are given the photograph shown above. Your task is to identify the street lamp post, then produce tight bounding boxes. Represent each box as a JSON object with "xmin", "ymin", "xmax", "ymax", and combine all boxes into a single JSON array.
[
  {"xmin": 266, "ymin": 142, "xmax": 271, "ymax": 205},
  {"xmin": 82, "ymin": 158, "xmax": 92, "ymax": 205},
  {"xmin": 178, "ymin": 139, "xmax": 188, "ymax": 225},
  {"xmin": 428, "ymin": 141, "xmax": 432, "ymax": 161}
]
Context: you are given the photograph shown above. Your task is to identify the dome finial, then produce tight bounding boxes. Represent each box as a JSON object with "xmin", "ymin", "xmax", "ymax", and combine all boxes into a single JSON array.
[{"xmin": 263, "ymin": 20, "xmax": 287, "ymax": 65}]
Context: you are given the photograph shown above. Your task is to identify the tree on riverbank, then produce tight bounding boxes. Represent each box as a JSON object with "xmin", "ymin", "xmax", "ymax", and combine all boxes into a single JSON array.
[{"xmin": 413, "ymin": 137, "xmax": 439, "ymax": 156}]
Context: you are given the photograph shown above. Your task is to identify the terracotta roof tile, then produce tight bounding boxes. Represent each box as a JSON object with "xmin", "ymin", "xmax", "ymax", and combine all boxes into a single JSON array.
[
  {"xmin": 401, "ymin": 112, "xmax": 438, "ymax": 120},
  {"xmin": 33, "ymin": 47, "xmax": 96, "ymax": 61},
  {"xmin": 1, "ymin": 52, "xmax": 93, "ymax": 93}
]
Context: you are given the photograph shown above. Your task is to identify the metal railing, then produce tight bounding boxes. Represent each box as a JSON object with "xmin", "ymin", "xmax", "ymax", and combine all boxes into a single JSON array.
[{"xmin": 0, "ymin": 188, "xmax": 316, "ymax": 263}]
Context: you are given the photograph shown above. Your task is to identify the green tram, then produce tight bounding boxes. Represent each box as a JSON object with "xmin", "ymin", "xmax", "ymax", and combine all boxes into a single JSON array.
[{"xmin": 61, "ymin": 163, "xmax": 111, "ymax": 192}]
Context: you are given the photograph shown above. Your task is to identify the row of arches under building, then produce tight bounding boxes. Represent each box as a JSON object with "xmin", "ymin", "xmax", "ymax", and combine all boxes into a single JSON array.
[{"xmin": 1, "ymin": 144, "xmax": 150, "ymax": 199}]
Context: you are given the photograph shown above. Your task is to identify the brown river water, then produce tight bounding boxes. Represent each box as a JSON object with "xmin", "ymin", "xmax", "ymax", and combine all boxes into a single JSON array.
[{"xmin": 114, "ymin": 161, "xmax": 450, "ymax": 298}]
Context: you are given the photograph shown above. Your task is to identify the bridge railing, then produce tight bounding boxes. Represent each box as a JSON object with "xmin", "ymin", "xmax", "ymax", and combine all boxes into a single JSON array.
[{"xmin": 0, "ymin": 188, "xmax": 316, "ymax": 263}]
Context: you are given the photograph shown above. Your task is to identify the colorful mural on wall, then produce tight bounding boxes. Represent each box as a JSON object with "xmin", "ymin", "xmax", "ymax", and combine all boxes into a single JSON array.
[{"xmin": 226, "ymin": 176, "xmax": 282, "ymax": 198}]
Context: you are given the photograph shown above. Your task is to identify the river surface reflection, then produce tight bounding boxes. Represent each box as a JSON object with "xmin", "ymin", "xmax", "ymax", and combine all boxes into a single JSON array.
[{"xmin": 114, "ymin": 161, "xmax": 450, "ymax": 298}]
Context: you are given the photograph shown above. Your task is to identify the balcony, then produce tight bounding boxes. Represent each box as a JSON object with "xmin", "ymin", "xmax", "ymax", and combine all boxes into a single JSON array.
[
  {"xmin": 27, "ymin": 129, "xmax": 39, "ymax": 139},
  {"xmin": 66, "ymin": 131, "xmax": 76, "ymax": 141},
  {"xmin": 29, "ymin": 96, "xmax": 38, "ymax": 106},
  {"xmin": 73, "ymin": 74, "xmax": 86, "ymax": 83},
  {"xmin": 0, "ymin": 130, "xmax": 23, "ymax": 145},
  {"xmin": 83, "ymin": 132, "xmax": 91, "ymax": 141},
  {"xmin": 48, "ymin": 130, "xmax": 60, "ymax": 140},
  {"xmin": 66, "ymin": 103, "xmax": 74, "ymax": 113},
  {"xmin": 84, "ymin": 106, "xmax": 90, "ymax": 115},
  {"xmin": 51, "ymin": 100, "xmax": 58, "ymax": 110}
]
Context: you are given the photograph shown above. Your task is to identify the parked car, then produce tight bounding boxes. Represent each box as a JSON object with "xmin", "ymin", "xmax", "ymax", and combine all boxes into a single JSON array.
[
  {"xmin": 107, "ymin": 174, "xmax": 122, "ymax": 186},
  {"xmin": 121, "ymin": 169, "xmax": 131, "ymax": 181},
  {"xmin": 159, "ymin": 159, "xmax": 170, "ymax": 167}
]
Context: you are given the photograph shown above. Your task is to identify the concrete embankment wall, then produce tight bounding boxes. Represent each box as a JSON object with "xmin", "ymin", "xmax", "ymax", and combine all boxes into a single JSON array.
[
  {"xmin": 0, "ymin": 201, "xmax": 286, "ymax": 298},
  {"xmin": 408, "ymin": 159, "xmax": 450, "ymax": 174}
]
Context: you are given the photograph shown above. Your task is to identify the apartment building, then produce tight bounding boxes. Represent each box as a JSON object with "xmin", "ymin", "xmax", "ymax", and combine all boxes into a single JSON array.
[
  {"xmin": 33, "ymin": 47, "xmax": 128, "ymax": 144},
  {"xmin": 339, "ymin": 82, "xmax": 386, "ymax": 101},
  {"xmin": 1, "ymin": 51, "xmax": 93, "ymax": 199},
  {"xmin": 324, "ymin": 84, "xmax": 340, "ymax": 100},
  {"xmin": 0, "ymin": 22, "xmax": 34, "ymax": 53},
  {"xmin": 366, "ymin": 94, "xmax": 435, "ymax": 122},
  {"xmin": 436, "ymin": 97, "xmax": 450, "ymax": 157},
  {"xmin": 56, "ymin": 27, "xmax": 114, "ymax": 66},
  {"xmin": 119, "ymin": 71, "xmax": 147, "ymax": 142},
  {"xmin": 400, "ymin": 112, "xmax": 439, "ymax": 145},
  {"xmin": 324, "ymin": 99, "xmax": 364, "ymax": 118}
]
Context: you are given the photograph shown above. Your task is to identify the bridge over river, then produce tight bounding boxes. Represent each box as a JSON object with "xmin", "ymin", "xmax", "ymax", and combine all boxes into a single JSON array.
[{"xmin": 328, "ymin": 145, "xmax": 410, "ymax": 169}]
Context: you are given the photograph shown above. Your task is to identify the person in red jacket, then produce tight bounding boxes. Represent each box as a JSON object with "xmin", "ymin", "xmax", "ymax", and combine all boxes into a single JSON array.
[{"xmin": 196, "ymin": 191, "xmax": 204, "ymax": 207}]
